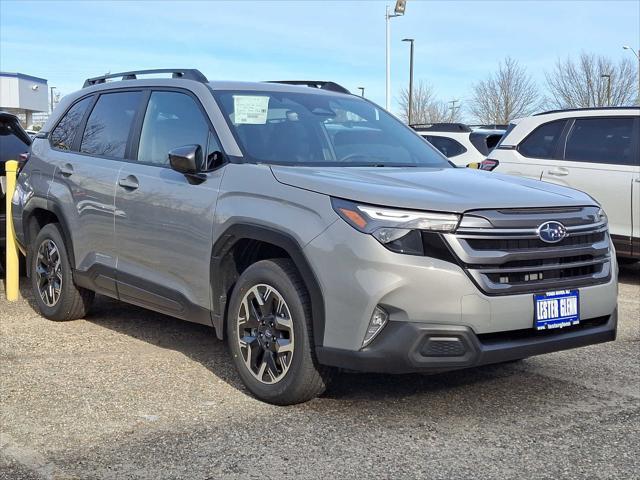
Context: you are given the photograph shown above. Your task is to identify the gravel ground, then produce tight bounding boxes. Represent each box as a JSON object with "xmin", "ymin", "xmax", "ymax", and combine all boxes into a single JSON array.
[{"xmin": 1, "ymin": 264, "xmax": 638, "ymax": 480}]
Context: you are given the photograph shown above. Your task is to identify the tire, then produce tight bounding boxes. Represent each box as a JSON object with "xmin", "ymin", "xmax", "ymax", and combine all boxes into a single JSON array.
[
  {"xmin": 227, "ymin": 258, "xmax": 332, "ymax": 405},
  {"xmin": 30, "ymin": 223, "xmax": 94, "ymax": 321}
]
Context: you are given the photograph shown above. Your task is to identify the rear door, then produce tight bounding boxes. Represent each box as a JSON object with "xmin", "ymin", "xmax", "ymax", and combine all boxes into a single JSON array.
[
  {"xmin": 498, "ymin": 119, "xmax": 568, "ymax": 181},
  {"xmin": 47, "ymin": 91, "xmax": 142, "ymax": 295},
  {"xmin": 113, "ymin": 89, "xmax": 224, "ymax": 321},
  {"xmin": 540, "ymin": 116, "xmax": 639, "ymax": 256}
]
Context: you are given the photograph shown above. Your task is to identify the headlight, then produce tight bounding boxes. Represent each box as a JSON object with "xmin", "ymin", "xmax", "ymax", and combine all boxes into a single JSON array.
[
  {"xmin": 331, "ymin": 198, "xmax": 460, "ymax": 255},
  {"xmin": 597, "ymin": 208, "xmax": 608, "ymax": 225}
]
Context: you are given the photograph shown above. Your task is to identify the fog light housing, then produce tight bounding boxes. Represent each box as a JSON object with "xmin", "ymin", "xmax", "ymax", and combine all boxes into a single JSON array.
[{"xmin": 362, "ymin": 306, "xmax": 389, "ymax": 348}]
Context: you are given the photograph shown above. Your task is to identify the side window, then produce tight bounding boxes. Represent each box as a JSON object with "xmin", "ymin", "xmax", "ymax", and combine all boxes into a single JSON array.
[
  {"xmin": 564, "ymin": 117, "xmax": 635, "ymax": 165},
  {"xmin": 80, "ymin": 91, "xmax": 142, "ymax": 158},
  {"xmin": 518, "ymin": 120, "xmax": 566, "ymax": 159},
  {"xmin": 137, "ymin": 91, "xmax": 210, "ymax": 166},
  {"xmin": 425, "ymin": 135, "xmax": 467, "ymax": 157},
  {"xmin": 50, "ymin": 96, "xmax": 93, "ymax": 151}
]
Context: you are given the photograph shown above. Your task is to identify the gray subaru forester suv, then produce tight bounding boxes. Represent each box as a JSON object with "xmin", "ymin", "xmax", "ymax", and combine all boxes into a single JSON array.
[{"xmin": 12, "ymin": 69, "xmax": 618, "ymax": 404}]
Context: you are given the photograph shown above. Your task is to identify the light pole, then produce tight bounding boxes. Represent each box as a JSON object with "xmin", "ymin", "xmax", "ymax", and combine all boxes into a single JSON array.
[
  {"xmin": 622, "ymin": 45, "xmax": 640, "ymax": 104},
  {"xmin": 601, "ymin": 74, "xmax": 611, "ymax": 106},
  {"xmin": 385, "ymin": 0, "xmax": 407, "ymax": 111},
  {"xmin": 358, "ymin": 87, "xmax": 365, "ymax": 97},
  {"xmin": 402, "ymin": 39, "xmax": 414, "ymax": 125},
  {"xmin": 49, "ymin": 86, "xmax": 57, "ymax": 113}
]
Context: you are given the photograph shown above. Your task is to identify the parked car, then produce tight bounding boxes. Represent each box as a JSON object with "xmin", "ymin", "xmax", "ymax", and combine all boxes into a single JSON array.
[
  {"xmin": 411, "ymin": 123, "xmax": 505, "ymax": 166},
  {"xmin": 1, "ymin": 111, "xmax": 31, "ymax": 254},
  {"xmin": 487, "ymin": 107, "xmax": 640, "ymax": 260},
  {"xmin": 13, "ymin": 69, "xmax": 618, "ymax": 404}
]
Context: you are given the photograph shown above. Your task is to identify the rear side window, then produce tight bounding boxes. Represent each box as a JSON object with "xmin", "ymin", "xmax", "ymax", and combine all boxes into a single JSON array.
[
  {"xmin": 50, "ymin": 96, "xmax": 92, "ymax": 151},
  {"xmin": 425, "ymin": 135, "xmax": 467, "ymax": 157},
  {"xmin": 518, "ymin": 120, "xmax": 566, "ymax": 159},
  {"xmin": 137, "ymin": 91, "xmax": 210, "ymax": 166},
  {"xmin": 564, "ymin": 117, "xmax": 636, "ymax": 166},
  {"xmin": 80, "ymin": 91, "xmax": 142, "ymax": 158}
]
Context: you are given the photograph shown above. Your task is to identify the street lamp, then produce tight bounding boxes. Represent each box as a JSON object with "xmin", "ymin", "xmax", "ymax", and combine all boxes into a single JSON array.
[
  {"xmin": 358, "ymin": 87, "xmax": 365, "ymax": 97},
  {"xmin": 402, "ymin": 38, "xmax": 414, "ymax": 125},
  {"xmin": 49, "ymin": 86, "xmax": 57, "ymax": 113},
  {"xmin": 385, "ymin": 0, "xmax": 407, "ymax": 111},
  {"xmin": 622, "ymin": 45, "xmax": 640, "ymax": 104},
  {"xmin": 601, "ymin": 74, "xmax": 611, "ymax": 107}
]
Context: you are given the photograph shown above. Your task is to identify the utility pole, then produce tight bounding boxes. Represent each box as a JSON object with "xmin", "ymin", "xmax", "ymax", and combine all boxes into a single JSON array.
[
  {"xmin": 402, "ymin": 38, "xmax": 414, "ymax": 125},
  {"xmin": 448, "ymin": 99, "xmax": 459, "ymax": 122},
  {"xmin": 50, "ymin": 86, "xmax": 57, "ymax": 113},
  {"xmin": 385, "ymin": 0, "xmax": 407, "ymax": 111},
  {"xmin": 601, "ymin": 74, "xmax": 611, "ymax": 106}
]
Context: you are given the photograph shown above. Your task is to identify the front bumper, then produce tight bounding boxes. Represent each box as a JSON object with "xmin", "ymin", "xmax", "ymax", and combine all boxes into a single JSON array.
[{"xmin": 316, "ymin": 309, "xmax": 617, "ymax": 374}]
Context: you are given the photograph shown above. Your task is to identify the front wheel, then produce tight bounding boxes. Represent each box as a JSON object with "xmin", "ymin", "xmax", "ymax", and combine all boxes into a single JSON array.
[{"xmin": 227, "ymin": 259, "xmax": 332, "ymax": 405}]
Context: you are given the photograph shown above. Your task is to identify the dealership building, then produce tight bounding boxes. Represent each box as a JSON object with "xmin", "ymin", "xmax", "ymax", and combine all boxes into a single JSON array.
[{"xmin": 0, "ymin": 71, "xmax": 49, "ymax": 127}]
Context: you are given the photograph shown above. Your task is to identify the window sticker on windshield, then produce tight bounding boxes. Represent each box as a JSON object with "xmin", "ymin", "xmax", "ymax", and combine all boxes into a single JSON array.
[{"xmin": 233, "ymin": 95, "xmax": 269, "ymax": 124}]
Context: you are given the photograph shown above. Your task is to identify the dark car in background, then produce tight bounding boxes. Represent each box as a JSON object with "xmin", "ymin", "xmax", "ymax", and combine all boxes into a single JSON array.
[{"xmin": 1, "ymin": 111, "xmax": 32, "ymax": 252}]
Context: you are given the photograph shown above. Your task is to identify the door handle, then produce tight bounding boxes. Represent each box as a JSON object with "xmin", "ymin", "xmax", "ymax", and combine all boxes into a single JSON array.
[
  {"xmin": 60, "ymin": 163, "xmax": 74, "ymax": 177},
  {"xmin": 547, "ymin": 167, "xmax": 569, "ymax": 177},
  {"xmin": 118, "ymin": 175, "xmax": 139, "ymax": 190},
  {"xmin": 634, "ymin": 178, "xmax": 640, "ymax": 183}
]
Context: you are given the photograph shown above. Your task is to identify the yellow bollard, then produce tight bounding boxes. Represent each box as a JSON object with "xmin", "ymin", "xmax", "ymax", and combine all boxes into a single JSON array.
[{"xmin": 5, "ymin": 160, "xmax": 20, "ymax": 301}]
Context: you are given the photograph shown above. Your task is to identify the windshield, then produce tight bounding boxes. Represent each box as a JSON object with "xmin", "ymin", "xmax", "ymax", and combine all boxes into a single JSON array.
[{"xmin": 214, "ymin": 90, "xmax": 451, "ymax": 168}]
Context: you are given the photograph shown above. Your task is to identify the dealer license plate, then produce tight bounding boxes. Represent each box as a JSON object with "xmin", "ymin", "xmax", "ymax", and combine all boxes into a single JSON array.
[{"xmin": 534, "ymin": 290, "xmax": 580, "ymax": 331}]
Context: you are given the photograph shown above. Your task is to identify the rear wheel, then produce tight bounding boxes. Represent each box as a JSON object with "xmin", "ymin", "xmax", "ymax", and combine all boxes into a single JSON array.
[
  {"xmin": 30, "ymin": 223, "xmax": 94, "ymax": 321},
  {"xmin": 227, "ymin": 259, "xmax": 332, "ymax": 405}
]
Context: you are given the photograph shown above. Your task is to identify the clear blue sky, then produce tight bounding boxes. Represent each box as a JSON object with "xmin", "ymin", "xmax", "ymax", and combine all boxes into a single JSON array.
[{"xmin": 1, "ymin": 0, "xmax": 638, "ymax": 116}]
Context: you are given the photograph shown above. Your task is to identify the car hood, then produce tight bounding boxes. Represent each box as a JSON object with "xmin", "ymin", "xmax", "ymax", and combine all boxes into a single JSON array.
[{"xmin": 270, "ymin": 166, "xmax": 595, "ymax": 213}]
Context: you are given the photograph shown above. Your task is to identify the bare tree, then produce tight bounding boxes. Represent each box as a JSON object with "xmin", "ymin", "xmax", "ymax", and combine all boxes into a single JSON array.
[
  {"xmin": 469, "ymin": 57, "xmax": 539, "ymax": 124},
  {"xmin": 398, "ymin": 81, "xmax": 457, "ymax": 124},
  {"xmin": 545, "ymin": 53, "xmax": 637, "ymax": 108}
]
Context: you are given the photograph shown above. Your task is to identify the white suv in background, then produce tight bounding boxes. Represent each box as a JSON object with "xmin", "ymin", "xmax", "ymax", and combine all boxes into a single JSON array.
[
  {"xmin": 412, "ymin": 123, "xmax": 505, "ymax": 166},
  {"xmin": 488, "ymin": 107, "xmax": 640, "ymax": 260}
]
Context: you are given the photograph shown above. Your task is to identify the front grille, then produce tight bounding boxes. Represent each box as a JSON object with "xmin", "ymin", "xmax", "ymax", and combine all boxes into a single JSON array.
[
  {"xmin": 466, "ymin": 231, "xmax": 606, "ymax": 251},
  {"xmin": 443, "ymin": 206, "xmax": 611, "ymax": 295}
]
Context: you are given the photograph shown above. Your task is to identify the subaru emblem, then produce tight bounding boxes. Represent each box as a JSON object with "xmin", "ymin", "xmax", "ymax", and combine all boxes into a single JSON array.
[{"xmin": 537, "ymin": 221, "xmax": 567, "ymax": 243}]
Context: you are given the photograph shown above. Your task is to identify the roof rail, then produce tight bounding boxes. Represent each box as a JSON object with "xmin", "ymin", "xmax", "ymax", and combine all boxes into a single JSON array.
[
  {"xmin": 410, "ymin": 123, "xmax": 472, "ymax": 133},
  {"xmin": 266, "ymin": 80, "xmax": 350, "ymax": 94},
  {"xmin": 468, "ymin": 124, "xmax": 509, "ymax": 130},
  {"xmin": 534, "ymin": 106, "xmax": 639, "ymax": 116},
  {"xmin": 83, "ymin": 69, "xmax": 208, "ymax": 88}
]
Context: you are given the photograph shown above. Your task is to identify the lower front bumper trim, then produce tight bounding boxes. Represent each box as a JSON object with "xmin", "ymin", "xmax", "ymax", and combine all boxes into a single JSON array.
[{"xmin": 316, "ymin": 310, "xmax": 617, "ymax": 374}]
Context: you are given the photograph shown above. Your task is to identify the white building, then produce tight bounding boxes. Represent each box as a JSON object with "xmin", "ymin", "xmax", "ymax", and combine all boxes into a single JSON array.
[{"xmin": 0, "ymin": 72, "xmax": 49, "ymax": 127}]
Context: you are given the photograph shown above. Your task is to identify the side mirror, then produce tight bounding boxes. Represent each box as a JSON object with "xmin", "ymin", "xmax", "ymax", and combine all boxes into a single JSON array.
[{"xmin": 169, "ymin": 145, "xmax": 202, "ymax": 175}]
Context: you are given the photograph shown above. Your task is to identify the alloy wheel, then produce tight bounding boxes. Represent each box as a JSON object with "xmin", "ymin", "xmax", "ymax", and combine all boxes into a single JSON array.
[
  {"xmin": 237, "ymin": 284, "xmax": 295, "ymax": 384},
  {"xmin": 35, "ymin": 239, "xmax": 63, "ymax": 307}
]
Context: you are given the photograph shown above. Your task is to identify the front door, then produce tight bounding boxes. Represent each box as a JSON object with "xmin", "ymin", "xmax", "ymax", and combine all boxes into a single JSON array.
[{"xmin": 114, "ymin": 90, "xmax": 224, "ymax": 322}]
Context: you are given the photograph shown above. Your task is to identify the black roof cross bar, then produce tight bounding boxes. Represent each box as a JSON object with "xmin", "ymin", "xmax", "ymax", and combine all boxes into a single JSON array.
[
  {"xmin": 83, "ymin": 69, "xmax": 208, "ymax": 88},
  {"xmin": 266, "ymin": 80, "xmax": 350, "ymax": 94}
]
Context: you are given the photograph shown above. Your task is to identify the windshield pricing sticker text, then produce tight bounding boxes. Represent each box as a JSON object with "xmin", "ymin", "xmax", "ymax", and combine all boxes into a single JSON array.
[{"xmin": 233, "ymin": 95, "xmax": 270, "ymax": 124}]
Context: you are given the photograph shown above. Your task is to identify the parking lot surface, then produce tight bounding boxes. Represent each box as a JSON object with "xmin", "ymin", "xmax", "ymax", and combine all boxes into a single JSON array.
[{"xmin": 1, "ymin": 265, "xmax": 639, "ymax": 480}]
